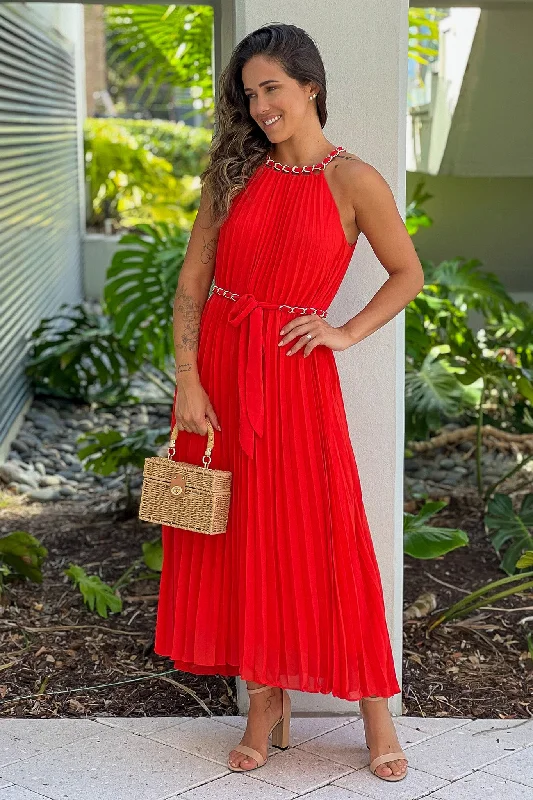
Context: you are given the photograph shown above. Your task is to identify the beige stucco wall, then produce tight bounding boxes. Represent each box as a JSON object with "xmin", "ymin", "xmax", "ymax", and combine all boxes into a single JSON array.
[{"xmin": 231, "ymin": 0, "xmax": 409, "ymax": 716}]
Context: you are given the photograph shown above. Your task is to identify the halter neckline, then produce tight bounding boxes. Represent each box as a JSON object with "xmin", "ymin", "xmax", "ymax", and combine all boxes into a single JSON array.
[{"xmin": 264, "ymin": 145, "xmax": 345, "ymax": 174}]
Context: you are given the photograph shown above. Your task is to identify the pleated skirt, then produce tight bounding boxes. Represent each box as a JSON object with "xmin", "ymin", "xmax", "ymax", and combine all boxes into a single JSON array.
[{"xmin": 154, "ymin": 292, "xmax": 401, "ymax": 701}]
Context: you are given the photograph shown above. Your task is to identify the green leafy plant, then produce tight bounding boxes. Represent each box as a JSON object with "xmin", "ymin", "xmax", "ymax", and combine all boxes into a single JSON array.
[
  {"xmin": 141, "ymin": 539, "xmax": 163, "ymax": 573},
  {"xmin": 25, "ymin": 222, "xmax": 185, "ymax": 521},
  {"xmin": 424, "ymin": 257, "xmax": 519, "ymax": 320},
  {"xmin": 404, "ymin": 500, "xmax": 469, "ymax": 559},
  {"xmin": 404, "ymin": 190, "xmax": 533, "ymax": 497},
  {"xmin": 485, "ymin": 493, "xmax": 533, "ymax": 575},
  {"xmin": 105, "ymin": 4, "xmax": 214, "ymax": 117},
  {"xmin": 77, "ymin": 427, "xmax": 166, "ymax": 473},
  {"xmin": 89, "ymin": 117, "xmax": 211, "ymax": 178},
  {"xmin": 0, "ymin": 531, "xmax": 48, "ymax": 594},
  {"xmin": 65, "ymin": 564, "xmax": 123, "ymax": 618},
  {"xmin": 405, "ymin": 347, "xmax": 475, "ymax": 438},
  {"xmin": 77, "ymin": 426, "xmax": 170, "ymax": 514},
  {"xmin": 450, "ymin": 333, "xmax": 533, "ymax": 496},
  {"xmin": 65, "ymin": 537, "xmax": 163, "ymax": 618},
  {"xmin": 26, "ymin": 223, "xmax": 189, "ymax": 406},
  {"xmin": 428, "ymin": 550, "xmax": 533, "ymax": 631},
  {"xmin": 84, "ymin": 118, "xmax": 207, "ymax": 229},
  {"xmin": 112, "ymin": 538, "xmax": 163, "ymax": 593},
  {"xmin": 25, "ymin": 303, "xmax": 143, "ymax": 404},
  {"xmin": 25, "ymin": 219, "xmax": 190, "ymax": 403},
  {"xmin": 408, "ymin": 8, "xmax": 445, "ymax": 65},
  {"xmin": 104, "ymin": 222, "xmax": 189, "ymax": 372},
  {"xmin": 405, "ymin": 179, "xmax": 434, "ymax": 236}
]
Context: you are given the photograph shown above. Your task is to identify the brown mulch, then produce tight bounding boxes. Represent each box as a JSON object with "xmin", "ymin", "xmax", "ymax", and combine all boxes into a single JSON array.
[
  {"xmin": 403, "ymin": 488, "xmax": 533, "ymax": 719},
  {"xmin": 0, "ymin": 487, "xmax": 531, "ymax": 720},
  {"xmin": 0, "ymin": 498, "xmax": 237, "ymax": 720}
]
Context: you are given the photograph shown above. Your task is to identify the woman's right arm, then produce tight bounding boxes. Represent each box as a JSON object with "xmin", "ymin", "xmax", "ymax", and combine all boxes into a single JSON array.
[{"xmin": 173, "ymin": 185, "xmax": 222, "ymax": 435}]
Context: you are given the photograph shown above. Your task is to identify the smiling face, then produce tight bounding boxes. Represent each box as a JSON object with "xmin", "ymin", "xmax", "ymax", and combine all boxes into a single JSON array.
[{"xmin": 241, "ymin": 55, "xmax": 318, "ymax": 141}]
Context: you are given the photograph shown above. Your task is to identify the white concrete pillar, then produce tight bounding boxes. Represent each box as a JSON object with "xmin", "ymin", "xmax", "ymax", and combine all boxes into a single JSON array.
[{"xmin": 228, "ymin": 0, "xmax": 409, "ymax": 716}]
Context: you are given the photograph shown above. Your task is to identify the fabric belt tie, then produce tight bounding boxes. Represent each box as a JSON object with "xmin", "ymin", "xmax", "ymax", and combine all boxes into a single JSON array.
[{"xmin": 214, "ymin": 284, "xmax": 329, "ymax": 459}]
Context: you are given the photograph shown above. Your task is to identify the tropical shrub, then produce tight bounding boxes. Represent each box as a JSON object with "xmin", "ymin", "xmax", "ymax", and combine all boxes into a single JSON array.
[
  {"xmin": 405, "ymin": 259, "xmax": 533, "ymax": 440},
  {"xmin": 98, "ymin": 118, "xmax": 212, "ymax": 177},
  {"xmin": 65, "ymin": 538, "xmax": 163, "ymax": 618},
  {"xmin": 65, "ymin": 564, "xmax": 123, "ymax": 618},
  {"xmin": 404, "ymin": 179, "xmax": 533, "ymax": 516},
  {"xmin": 104, "ymin": 222, "xmax": 190, "ymax": 373},
  {"xmin": 25, "ymin": 303, "xmax": 144, "ymax": 404},
  {"xmin": 26, "ymin": 223, "xmax": 188, "ymax": 404},
  {"xmin": 428, "ymin": 550, "xmax": 533, "ymax": 631},
  {"xmin": 485, "ymin": 494, "xmax": 533, "ymax": 576},
  {"xmin": 105, "ymin": 4, "xmax": 214, "ymax": 118},
  {"xmin": 76, "ymin": 426, "xmax": 171, "ymax": 514},
  {"xmin": 404, "ymin": 500, "xmax": 469, "ymax": 559},
  {"xmin": 0, "ymin": 532, "xmax": 48, "ymax": 595},
  {"xmin": 84, "ymin": 117, "xmax": 211, "ymax": 229}
]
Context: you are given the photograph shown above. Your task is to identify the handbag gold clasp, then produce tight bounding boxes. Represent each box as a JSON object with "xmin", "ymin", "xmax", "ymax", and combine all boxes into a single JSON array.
[{"xmin": 169, "ymin": 474, "xmax": 186, "ymax": 497}]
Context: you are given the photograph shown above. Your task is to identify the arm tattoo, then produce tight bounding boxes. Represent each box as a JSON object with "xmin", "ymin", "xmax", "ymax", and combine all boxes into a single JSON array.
[
  {"xmin": 176, "ymin": 363, "xmax": 193, "ymax": 375},
  {"xmin": 200, "ymin": 233, "xmax": 218, "ymax": 265},
  {"xmin": 174, "ymin": 285, "xmax": 203, "ymax": 375}
]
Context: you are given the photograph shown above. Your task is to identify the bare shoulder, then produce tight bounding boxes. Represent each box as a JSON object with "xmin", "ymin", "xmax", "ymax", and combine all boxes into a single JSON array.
[
  {"xmin": 334, "ymin": 151, "xmax": 392, "ymax": 208},
  {"xmin": 332, "ymin": 150, "xmax": 367, "ymax": 172},
  {"xmin": 333, "ymin": 152, "xmax": 391, "ymax": 192}
]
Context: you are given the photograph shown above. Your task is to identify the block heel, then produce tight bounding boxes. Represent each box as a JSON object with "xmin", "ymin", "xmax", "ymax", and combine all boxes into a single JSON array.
[
  {"xmin": 227, "ymin": 684, "xmax": 291, "ymax": 771},
  {"xmin": 271, "ymin": 689, "xmax": 291, "ymax": 749}
]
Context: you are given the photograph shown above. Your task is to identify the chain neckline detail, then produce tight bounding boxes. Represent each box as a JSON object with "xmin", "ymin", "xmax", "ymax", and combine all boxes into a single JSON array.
[{"xmin": 265, "ymin": 145, "xmax": 345, "ymax": 174}]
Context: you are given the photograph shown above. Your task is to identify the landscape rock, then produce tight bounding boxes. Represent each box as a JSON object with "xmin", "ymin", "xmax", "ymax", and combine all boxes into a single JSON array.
[
  {"xmin": 6, "ymin": 482, "xmax": 36, "ymax": 495},
  {"xmin": 8, "ymin": 383, "xmax": 523, "ymax": 511},
  {"xmin": 38, "ymin": 475, "xmax": 63, "ymax": 487},
  {"xmin": 27, "ymin": 487, "xmax": 63, "ymax": 502},
  {"xmin": 0, "ymin": 462, "xmax": 40, "ymax": 489}
]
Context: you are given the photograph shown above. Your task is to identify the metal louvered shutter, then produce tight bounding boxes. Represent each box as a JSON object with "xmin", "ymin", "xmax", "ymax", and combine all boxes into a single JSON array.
[{"xmin": 0, "ymin": 3, "xmax": 83, "ymax": 446}]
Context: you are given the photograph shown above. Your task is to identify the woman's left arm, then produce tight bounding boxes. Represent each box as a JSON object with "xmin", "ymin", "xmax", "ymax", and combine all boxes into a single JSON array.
[
  {"xmin": 339, "ymin": 161, "xmax": 425, "ymax": 347},
  {"xmin": 277, "ymin": 160, "xmax": 426, "ymax": 357}
]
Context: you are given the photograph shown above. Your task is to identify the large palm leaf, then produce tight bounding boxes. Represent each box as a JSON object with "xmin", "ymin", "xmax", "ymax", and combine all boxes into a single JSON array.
[
  {"xmin": 408, "ymin": 7, "xmax": 446, "ymax": 65},
  {"xmin": 405, "ymin": 351, "xmax": 473, "ymax": 421},
  {"xmin": 105, "ymin": 5, "xmax": 213, "ymax": 113},
  {"xmin": 423, "ymin": 257, "xmax": 518, "ymax": 318},
  {"xmin": 103, "ymin": 222, "xmax": 190, "ymax": 371}
]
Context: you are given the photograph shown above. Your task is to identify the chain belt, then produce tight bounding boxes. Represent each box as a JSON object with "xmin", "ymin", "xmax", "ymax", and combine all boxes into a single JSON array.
[
  {"xmin": 210, "ymin": 282, "xmax": 329, "ymax": 459},
  {"xmin": 211, "ymin": 283, "xmax": 329, "ymax": 319}
]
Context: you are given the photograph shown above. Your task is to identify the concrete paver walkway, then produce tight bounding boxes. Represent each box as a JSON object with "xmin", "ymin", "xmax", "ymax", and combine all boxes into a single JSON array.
[{"xmin": 0, "ymin": 714, "xmax": 532, "ymax": 799}]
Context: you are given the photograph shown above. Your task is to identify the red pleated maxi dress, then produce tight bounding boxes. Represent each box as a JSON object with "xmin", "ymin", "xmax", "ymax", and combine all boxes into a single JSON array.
[{"xmin": 154, "ymin": 144, "xmax": 401, "ymax": 701}]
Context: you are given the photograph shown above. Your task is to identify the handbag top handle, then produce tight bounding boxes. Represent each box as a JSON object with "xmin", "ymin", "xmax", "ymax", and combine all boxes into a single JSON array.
[{"xmin": 168, "ymin": 418, "xmax": 215, "ymax": 468}]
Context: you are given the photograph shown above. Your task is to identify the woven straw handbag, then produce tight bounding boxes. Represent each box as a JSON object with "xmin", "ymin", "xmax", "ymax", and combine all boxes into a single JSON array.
[{"xmin": 138, "ymin": 418, "xmax": 232, "ymax": 534}]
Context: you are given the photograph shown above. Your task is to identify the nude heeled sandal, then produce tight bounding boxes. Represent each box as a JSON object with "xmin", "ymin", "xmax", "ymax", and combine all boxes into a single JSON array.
[
  {"xmin": 361, "ymin": 696, "xmax": 408, "ymax": 782},
  {"xmin": 227, "ymin": 684, "xmax": 291, "ymax": 771}
]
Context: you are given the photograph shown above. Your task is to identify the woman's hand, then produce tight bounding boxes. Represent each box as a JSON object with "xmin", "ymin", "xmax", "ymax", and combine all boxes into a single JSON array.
[
  {"xmin": 278, "ymin": 314, "xmax": 355, "ymax": 357},
  {"xmin": 174, "ymin": 379, "xmax": 221, "ymax": 434}
]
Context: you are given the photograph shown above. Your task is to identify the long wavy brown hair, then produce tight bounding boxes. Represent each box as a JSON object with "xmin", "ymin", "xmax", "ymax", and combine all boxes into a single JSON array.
[{"xmin": 200, "ymin": 23, "xmax": 328, "ymax": 228}]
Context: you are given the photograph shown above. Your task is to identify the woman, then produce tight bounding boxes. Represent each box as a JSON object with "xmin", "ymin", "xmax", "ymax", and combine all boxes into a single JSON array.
[{"xmin": 154, "ymin": 23, "xmax": 424, "ymax": 783}]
